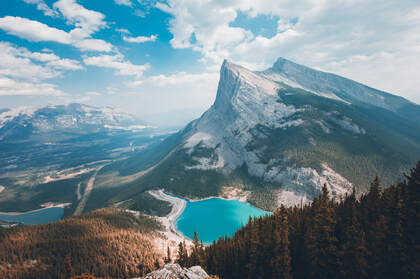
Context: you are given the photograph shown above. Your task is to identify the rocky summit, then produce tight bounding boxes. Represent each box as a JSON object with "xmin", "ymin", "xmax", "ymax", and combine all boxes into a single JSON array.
[{"xmin": 121, "ymin": 58, "xmax": 420, "ymax": 210}]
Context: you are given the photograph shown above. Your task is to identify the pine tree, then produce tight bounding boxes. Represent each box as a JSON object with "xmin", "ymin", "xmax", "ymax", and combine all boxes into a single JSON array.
[
  {"xmin": 183, "ymin": 163, "xmax": 420, "ymax": 279},
  {"xmin": 176, "ymin": 241, "xmax": 188, "ymax": 267},
  {"xmin": 164, "ymin": 246, "xmax": 171, "ymax": 264},
  {"xmin": 341, "ymin": 193, "xmax": 368, "ymax": 279},
  {"xmin": 403, "ymin": 161, "xmax": 420, "ymax": 278},
  {"xmin": 64, "ymin": 253, "xmax": 74, "ymax": 277},
  {"xmin": 306, "ymin": 184, "xmax": 340, "ymax": 279},
  {"xmin": 271, "ymin": 207, "xmax": 292, "ymax": 279},
  {"xmin": 189, "ymin": 231, "xmax": 204, "ymax": 267}
]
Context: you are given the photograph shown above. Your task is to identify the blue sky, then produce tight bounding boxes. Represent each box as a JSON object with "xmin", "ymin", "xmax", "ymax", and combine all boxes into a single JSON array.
[{"xmin": 1, "ymin": 0, "xmax": 419, "ymax": 125}]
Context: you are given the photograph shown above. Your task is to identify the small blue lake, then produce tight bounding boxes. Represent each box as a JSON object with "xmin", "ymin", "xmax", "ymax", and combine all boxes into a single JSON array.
[
  {"xmin": 0, "ymin": 207, "xmax": 64, "ymax": 225},
  {"xmin": 176, "ymin": 198, "xmax": 269, "ymax": 244}
]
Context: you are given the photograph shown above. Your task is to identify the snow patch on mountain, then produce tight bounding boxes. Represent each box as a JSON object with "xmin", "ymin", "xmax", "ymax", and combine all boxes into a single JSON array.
[
  {"xmin": 0, "ymin": 106, "xmax": 37, "ymax": 128},
  {"xmin": 0, "ymin": 103, "xmax": 144, "ymax": 133}
]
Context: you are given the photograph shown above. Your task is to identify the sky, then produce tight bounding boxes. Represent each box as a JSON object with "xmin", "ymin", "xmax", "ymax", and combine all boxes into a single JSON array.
[{"xmin": 0, "ymin": 0, "xmax": 419, "ymax": 126}]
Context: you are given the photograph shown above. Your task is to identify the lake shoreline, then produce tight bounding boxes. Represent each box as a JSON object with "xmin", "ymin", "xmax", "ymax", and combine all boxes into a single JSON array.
[
  {"xmin": 148, "ymin": 189, "xmax": 191, "ymax": 241},
  {"xmin": 0, "ymin": 203, "xmax": 71, "ymax": 216},
  {"xmin": 151, "ymin": 189, "xmax": 270, "ymax": 245}
]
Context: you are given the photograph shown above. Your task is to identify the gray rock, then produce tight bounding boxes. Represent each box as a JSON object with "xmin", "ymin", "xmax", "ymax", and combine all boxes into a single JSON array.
[{"xmin": 143, "ymin": 263, "xmax": 209, "ymax": 279}]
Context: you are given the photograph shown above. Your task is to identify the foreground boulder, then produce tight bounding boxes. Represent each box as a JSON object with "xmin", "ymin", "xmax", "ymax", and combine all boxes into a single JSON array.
[{"xmin": 142, "ymin": 264, "xmax": 209, "ymax": 279}]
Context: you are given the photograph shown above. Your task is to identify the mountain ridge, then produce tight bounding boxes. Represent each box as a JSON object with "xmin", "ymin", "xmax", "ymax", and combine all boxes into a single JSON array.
[{"xmin": 99, "ymin": 57, "xmax": 420, "ymax": 210}]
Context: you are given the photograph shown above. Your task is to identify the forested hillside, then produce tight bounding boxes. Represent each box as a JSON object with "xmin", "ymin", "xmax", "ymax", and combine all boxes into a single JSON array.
[
  {"xmin": 0, "ymin": 209, "xmax": 164, "ymax": 279},
  {"xmin": 183, "ymin": 161, "xmax": 420, "ymax": 279}
]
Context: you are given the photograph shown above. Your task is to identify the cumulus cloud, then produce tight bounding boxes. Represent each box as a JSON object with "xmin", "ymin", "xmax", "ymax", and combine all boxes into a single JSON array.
[
  {"xmin": 0, "ymin": 16, "xmax": 113, "ymax": 52},
  {"xmin": 53, "ymin": 0, "xmax": 107, "ymax": 36},
  {"xmin": 0, "ymin": 16, "xmax": 71, "ymax": 44},
  {"xmin": 1, "ymin": 0, "xmax": 114, "ymax": 53},
  {"xmin": 83, "ymin": 54, "xmax": 149, "ymax": 78},
  {"xmin": 0, "ymin": 77, "xmax": 65, "ymax": 96},
  {"xmin": 22, "ymin": 0, "xmax": 58, "ymax": 17},
  {"xmin": 123, "ymin": 34, "xmax": 157, "ymax": 43},
  {"xmin": 73, "ymin": 38, "xmax": 113, "ymax": 52},
  {"xmin": 157, "ymin": 0, "xmax": 420, "ymax": 103},
  {"xmin": 156, "ymin": 1, "xmax": 253, "ymax": 64},
  {"xmin": 0, "ymin": 42, "xmax": 81, "ymax": 96}
]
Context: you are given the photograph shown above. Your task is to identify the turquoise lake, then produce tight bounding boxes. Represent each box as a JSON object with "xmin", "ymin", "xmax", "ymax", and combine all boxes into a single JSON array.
[
  {"xmin": 176, "ymin": 198, "xmax": 269, "ymax": 244},
  {"xmin": 0, "ymin": 207, "xmax": 64, "ymax": 225}
]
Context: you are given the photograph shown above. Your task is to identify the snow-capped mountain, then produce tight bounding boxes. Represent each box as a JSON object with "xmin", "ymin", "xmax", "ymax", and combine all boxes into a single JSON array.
[
  {"xmin": 117, "ymin": 58, "xmax": 420, "ymax": 209},
  {"xmin": 0, "ymin": 103, "xmax": 149, "ymax": 141}
]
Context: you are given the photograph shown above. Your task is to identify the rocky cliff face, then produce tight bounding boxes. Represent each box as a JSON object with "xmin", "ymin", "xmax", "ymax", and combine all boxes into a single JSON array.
[
  {"xmin": 115, "ymin": 58, "xmax": 420, "ymax": 209},
  {"xmin": 178, "ymin": 60, "xmax": 361, "ymax": 205}
]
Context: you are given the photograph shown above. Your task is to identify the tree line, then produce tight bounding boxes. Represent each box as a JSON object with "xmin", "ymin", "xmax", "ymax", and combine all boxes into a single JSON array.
[
  {"xmin": 0, "ymin": 209, "xmax": 163, "ymax": 279},
  {"xmin": 181, "ymin": 161, "xmax": 420, "ymax": 279}
]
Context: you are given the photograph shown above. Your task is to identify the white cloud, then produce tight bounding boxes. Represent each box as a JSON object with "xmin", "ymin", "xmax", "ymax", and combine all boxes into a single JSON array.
[
  {"xmin": 0, "ymin": 42, "xmax": 83, "ymax": 72},
  {"xmin": 0, "ymin": 42, "xmax": 81, "ymax": 96},
  {"xmin": 126, "ymin": 72, "xmax": 218, "ymax": 87},
  {"xmin": 73, "ymin": 38, "xmax": 114, "ymax": 52},
  {"xmin": 0, "ymin": 77, "xmax": 65, "ymax": 96},
  {"xmin": 0, "ymin": 42, "xmax": 59, "ymax": 81},
  {"xmin": 123, "ymin": 34, "xmax": 157, "ymax": 43},
  {"xmin": 47, "ymin": 58, "xmax": 83, "ymax": 70},
  {"xmin": 53, "ymin": 0, "xmax": 107, "ymax": 37},
  {"xmin": 157, "ymin": 0, "xmax": 420, "ymax": 103},
  {"xmin": 116, "ymin": 28, "xmax": 130, "ymax": 34},
  {"xmin": 22, "ymin": 0, "xmax": 58, "ymax": 17},
  {"xmin": 1, "ymin": 0, "xmax": 115, "ymax": 53},
  {"xmin": 120, "ymin": 72, "xmax": 219, "ymax": 120},
  {"xmin": 156, "ymin": 1, "xmax": 253, "ymax": 64},
  {"xmin": 0, "ymin": 16, "xmax": 113, "ymax": 52},
  {"xmin": 0, "ymin": 16, "xmax": 71, "ymax": 44},
  {"xmin": 114, "ymin": 0, "xmax": 132, "ymax": 7},
  {"xmin": 83, "ymin": 54, "xmax": 149, "ymax": 78}
]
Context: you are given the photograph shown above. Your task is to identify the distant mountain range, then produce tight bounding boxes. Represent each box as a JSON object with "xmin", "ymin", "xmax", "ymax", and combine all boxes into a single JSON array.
[
  {"xmin": 105, "ymin": 58, "xmax": 420, "ymax": 210},
  {"xmin": 0, "ymin": 103, "xmax": 168, "ymax": 213},
  {"xmin": 0, "ymin": 103, "xmax": 149, "ymax": 142}
]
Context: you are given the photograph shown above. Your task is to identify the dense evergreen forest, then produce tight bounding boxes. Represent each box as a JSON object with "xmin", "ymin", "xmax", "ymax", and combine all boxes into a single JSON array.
[
  {"xmin": 0, "ymin": 209, "xmax": 163, "ymax": 279},
  {"xmin": 182, "ymin": 161, "xmax": 420, "ymax": 279}
]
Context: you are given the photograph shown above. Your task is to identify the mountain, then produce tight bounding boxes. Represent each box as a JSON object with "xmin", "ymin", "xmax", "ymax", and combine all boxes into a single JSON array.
[
  {"xmin": 0, "ymin": 103, "xmax": 149, "ymax": 142},
  {"xmin": 183, "ymin": 162, "xmax": 420, "ymax": 279},
  {"xmin": 108, "ymin": 58, "xmax": 420, "ymax": 210},
  {"xmin": 0, "ymin": 103, "xmax": 170, "ymax": 213}
]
